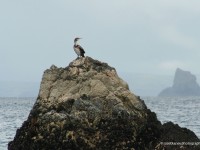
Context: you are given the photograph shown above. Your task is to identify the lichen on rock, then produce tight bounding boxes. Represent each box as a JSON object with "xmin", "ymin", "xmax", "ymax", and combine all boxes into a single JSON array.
[{"xmin": 9, "ymin": 57, "xmax": 200, "ymax": 150}]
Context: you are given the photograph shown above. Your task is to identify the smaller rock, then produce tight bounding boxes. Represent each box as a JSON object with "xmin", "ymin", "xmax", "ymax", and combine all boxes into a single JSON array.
[{"xmin": 50, "ymin": 65, "xmax": 58, "ymax": 70}]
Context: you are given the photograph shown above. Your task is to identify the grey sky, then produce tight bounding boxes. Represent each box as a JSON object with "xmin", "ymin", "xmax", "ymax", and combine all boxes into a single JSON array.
[{"xmin": 1, "ymin": 0, "xmax": 200, "ymax": 84}]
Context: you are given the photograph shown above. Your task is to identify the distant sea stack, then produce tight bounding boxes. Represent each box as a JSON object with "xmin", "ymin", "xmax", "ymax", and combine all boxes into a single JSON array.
[
  {"xmin": 9, "ymin": 58, "xmax": 199, "ymax": 150},
  {"xmin": 159, "ymin": 68, "xmax": 200, "ymax": 97}
]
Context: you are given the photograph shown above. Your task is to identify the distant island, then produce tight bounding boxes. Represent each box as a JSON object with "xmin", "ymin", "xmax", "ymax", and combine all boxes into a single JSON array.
[{"xmin": 159, "ymin": 68, "xmax": 200, "ymax": 96}]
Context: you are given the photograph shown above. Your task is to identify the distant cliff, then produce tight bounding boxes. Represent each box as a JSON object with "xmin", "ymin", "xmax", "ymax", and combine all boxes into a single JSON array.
[
  {"xmin": 159, "ymin": 68, "xmax": 200, "ymax": 96},
  {"xmin": 9, "ymin": 58, "xmax": 200, "ymax": 150}
]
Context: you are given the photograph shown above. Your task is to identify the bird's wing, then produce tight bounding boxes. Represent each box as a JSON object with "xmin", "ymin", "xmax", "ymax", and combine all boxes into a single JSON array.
[{"xmin": 77, "ymin": 45, "xmax": 85, "ymax": 53}]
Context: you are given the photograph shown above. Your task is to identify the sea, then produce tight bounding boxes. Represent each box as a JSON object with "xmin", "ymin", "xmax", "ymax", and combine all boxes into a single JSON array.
[{"xmin": 0, "ymin": 97, "xmax": 200, "ymax": 150}]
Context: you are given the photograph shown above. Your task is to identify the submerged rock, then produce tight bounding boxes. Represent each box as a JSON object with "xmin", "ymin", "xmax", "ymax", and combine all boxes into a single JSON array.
[
  {"xmin": 159, "ymin": 68, "xmax": 200, "ymax": 96},
  {"xmin": 9, "ymin": 57, "xmax": 199, "ymax": 150}
]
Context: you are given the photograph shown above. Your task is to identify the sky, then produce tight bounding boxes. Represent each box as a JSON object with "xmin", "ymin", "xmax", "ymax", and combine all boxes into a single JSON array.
[{"xmin": 1, "ymin": 0, "xmax": 200, "ymax": 96}]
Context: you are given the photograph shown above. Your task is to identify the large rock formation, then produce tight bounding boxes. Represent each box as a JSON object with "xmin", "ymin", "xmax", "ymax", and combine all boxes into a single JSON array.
[
  {"xmin": 159, "ymin": 68, "xmax": 200, "ymax": 96},
  {"xmin": 9, "ymin": 57, "xmax": 199, "ymax": 150}
]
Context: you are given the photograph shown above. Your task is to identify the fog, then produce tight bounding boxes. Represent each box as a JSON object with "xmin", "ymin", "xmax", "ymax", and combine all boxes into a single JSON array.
[{"xmin": 1, "ymin": 0, "xmax": 200, "ymax": 96}]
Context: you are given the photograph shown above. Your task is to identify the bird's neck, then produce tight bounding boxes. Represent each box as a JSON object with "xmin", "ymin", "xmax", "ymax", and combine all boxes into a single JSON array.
[{"xmin": 74, "ymin": 41, "xmax": 78, "ymax": 46}]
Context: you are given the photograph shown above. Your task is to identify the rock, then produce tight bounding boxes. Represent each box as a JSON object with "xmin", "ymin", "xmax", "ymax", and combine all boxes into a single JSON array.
[
  {"xmin": 161, "ymin": 122, "xmax": 199, "ymax": 142},
  {"xmin": 9, "ymin": 57, "xmax": 199, "ymax": 150},
  {"xmin": 159, "ymin": 68, "xmax": 200, "ymax": 96},
  {"xmin": 156, "ymin": 122, "xmax": 200, "ymax": 150}
]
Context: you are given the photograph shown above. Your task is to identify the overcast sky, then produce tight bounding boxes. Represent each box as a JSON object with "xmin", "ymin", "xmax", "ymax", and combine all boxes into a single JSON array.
[{"xmin": 1, "ymin": 0, "xmax": 200, "ymax": 83}]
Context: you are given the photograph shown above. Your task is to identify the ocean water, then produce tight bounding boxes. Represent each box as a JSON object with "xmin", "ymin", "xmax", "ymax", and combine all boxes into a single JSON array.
[
  {"xmin": 0, "ymin": 97, "xmax": 200, "ymax": 150},
  {"xmin": 143, "ymin": 97, "xmax": 200, "ymax": 139},
  {"xmin": 0, "ymin": 98, "xmax": 35, "ymax": 150}
]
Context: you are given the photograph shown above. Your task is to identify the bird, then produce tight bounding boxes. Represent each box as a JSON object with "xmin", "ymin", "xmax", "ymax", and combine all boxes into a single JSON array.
[{"xmin": 73, "ymin": 37, "xmax": 85, "ymax": 57}]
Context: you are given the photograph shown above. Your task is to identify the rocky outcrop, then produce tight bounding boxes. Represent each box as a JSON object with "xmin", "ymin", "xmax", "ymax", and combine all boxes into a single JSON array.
[
  {"xmin": 9, "ymin": 57, "xmax": 199, "ymax": 150},
  {"xmin": 157, "ymin": 122, "xmax": 200, "ymax": 150},
  {"xmin": 159, "ymin": 68, "xmax": 200, "ymax": 96}
]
